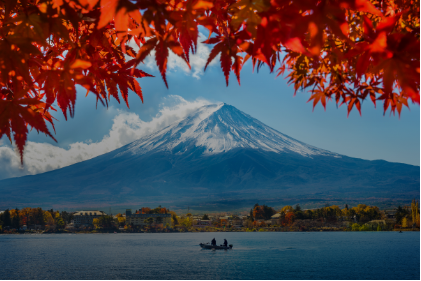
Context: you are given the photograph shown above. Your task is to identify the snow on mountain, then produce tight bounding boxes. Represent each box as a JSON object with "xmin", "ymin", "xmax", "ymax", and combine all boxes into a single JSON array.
[{"xmin": 118, "ymin": 103, "xmax": 340, "ymax": 158}]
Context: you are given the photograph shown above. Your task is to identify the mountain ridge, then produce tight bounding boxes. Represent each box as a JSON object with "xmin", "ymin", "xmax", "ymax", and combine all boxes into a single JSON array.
[{"xmin": 0, "ymin": 103, "xmax": 418, "ymax": 211}]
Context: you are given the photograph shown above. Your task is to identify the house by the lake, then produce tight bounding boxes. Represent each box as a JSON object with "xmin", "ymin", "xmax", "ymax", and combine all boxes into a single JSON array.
[{"xmin": 73, "ymin": 210, "xmax": 106, "ymax": 226}]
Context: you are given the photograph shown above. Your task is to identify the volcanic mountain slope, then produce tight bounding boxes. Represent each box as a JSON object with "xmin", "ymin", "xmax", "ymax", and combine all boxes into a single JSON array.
[{"xmin": 0, "ymin": 103, "xmax": 418, "ymax": 210}]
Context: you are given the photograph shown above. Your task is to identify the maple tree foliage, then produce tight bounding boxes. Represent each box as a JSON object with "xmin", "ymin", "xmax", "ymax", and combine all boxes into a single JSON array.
[{"xmin": 0, "ymin": 0, "xmax": 419, "ymax": 163}]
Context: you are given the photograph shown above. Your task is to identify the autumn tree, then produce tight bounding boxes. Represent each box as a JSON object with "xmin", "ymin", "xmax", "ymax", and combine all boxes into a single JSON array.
[
  {"xmin": 170, "ymin": 211, "xmax": 178, "ymax": 226},
  {"xmin": 43, "ymin": 210, "xmax": 54, "ymax": 226},
  {"xmin": 281, "ymin": 205, "xmax": 294, "ymax": 214},
  {"xmin": 282, "ymin": 212, "xmax": 296, "ymax": 226},
  {"xmin": 402, "ymin": 217, "xmax": 408, "ymax": 228},
  {"xmin": 116, "ymin": 213, "xmax": 126, "ymax": 226},
  {"xmin": 0, "ymin": 0, "xmax": 419, "ymax": 163},
  {"xmin": 411, "ymin": 199, "xmax": 420, "ymax": 227},
  {"xmin": 93, "ymin": 218, "xmax": 100, "ymax": 228},
  {"xmin": 20, "ymin": 207, "xmax": 32, "ymax": 226},
  {"xmin": 346, "ymin": 204, "xmax": 381, "ymax": 222},
  {"xmin": 141, "ymin": 207, "xmax": 152, "ymax": 214},
  {"xmin": 179, "ymin": 215, "xmax": 193, "ymax": 228},
  {"xmin": 252, "ymin": 203, "xmax": 264, "ymax": 220}
]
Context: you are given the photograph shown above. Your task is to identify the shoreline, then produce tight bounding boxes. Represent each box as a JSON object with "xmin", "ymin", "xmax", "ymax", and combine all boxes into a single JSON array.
[{"xmin": 1, "ymin": 229, "xmax": 419, "ymax": 235}]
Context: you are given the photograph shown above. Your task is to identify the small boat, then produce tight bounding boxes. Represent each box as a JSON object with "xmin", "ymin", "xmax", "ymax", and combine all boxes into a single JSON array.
[{"xmin": 200, "ymin": 243, "xmax": 233, "ymax": 250}]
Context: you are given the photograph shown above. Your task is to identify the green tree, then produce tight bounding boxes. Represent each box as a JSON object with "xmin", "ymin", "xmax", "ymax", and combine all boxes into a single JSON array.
[
  {"xmin": 202, "ymin": 214, "xmax": 210, "ymax": 220},
  {"xmin": 249, "ymin": 209, "xmax": 254, "ymax": 222},
  {"xmin": 54, "ymin": 213, "xmax": 65, "ymax": 229},
  {"xmin": 98, "ymin": 215, "xmax": 114, "ymax": 228},
  {"xmin": 144, "ymin": 217, "xmax": 154, "ymax": 228},
  {"xmin": 377, "ymin": 224, "xmax": 382, "ymax": 231},
  {"xmin": 1, "ymin": 209, "xmax": 11, "ymax": 227},
  {"xmin": 304, "ymin": 210, "xmax": 313, "ymax": 220},
  {"xmin": 351, "ymin": 223, "xmax": 360, "ymax": 231},
  {"xmin": 11, "ymin": 208, "xmax": 21, "ymax": 229},
  {"xmin": 60, "ymin": 211, "xmax": 73, "ymax": 224},
  {"xmin": 395, "ymin": 206, "xmax": 408, "ymax": 225},
  {"xmin": 262, "ymin": 205, "xmax": 276, "ymax": 220},
  {"xmin": 34, "ymin": 208, "xmax": 45, "ymax": 225},
  {"xmin": 359, "ymin": 224, "xmax": 371, "ymax": 231},
  {"xmin": 3, "ymin": 209, "xmax": 12, "ymax": 227}
]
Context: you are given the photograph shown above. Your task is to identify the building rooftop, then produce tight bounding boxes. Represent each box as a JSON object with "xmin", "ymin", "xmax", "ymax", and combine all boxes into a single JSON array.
[{"xmin": 74, "ymin": 211, "xmax": 106, "ymax": 216}]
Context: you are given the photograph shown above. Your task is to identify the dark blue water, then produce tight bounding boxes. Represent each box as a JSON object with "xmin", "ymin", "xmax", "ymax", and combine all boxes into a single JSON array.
[{"xmin": 0, "ymin": 232, "xmax": 419, "ymax": 279}]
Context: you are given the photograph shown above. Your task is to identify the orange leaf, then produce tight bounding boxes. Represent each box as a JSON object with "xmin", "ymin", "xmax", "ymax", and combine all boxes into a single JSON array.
[
  {"xmin": 70, "ymin": 59, "xmax": 92, "ymax": 69},
  {"xmin": 192, "ymin": 1, "xmax": 214, "ymax": 10},
  {"xmin": 79, "ymin": 0, "xmax": 100, "ymax": 10},
  {"xmin": 52, "ymin": 0, "xmax": 63, "ymax": 9},
  {"xmin": 284, "ymin": 38, "xmax": 308, "ymax": 55},
  {"xmin": 98, "ymin": 0, "xmax": 118, "ymax": 29}
]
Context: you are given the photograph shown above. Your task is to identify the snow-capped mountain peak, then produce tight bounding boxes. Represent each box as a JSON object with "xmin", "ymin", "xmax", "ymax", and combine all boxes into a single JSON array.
[{"xmin": 119, "ymin": 103, "xmax": 339, "ymax": 158}]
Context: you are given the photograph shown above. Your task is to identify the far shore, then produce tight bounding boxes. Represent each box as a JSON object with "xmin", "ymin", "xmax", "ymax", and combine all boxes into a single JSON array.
[{"xmin": 1, "ymin": 228, "xmax": 419, "ymax": 235}]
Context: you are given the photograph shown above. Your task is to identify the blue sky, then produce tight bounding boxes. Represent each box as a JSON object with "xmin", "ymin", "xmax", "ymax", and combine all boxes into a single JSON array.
[{"xmin": 0, "ymin": 35, "xmax": 419, "ymax": 179}]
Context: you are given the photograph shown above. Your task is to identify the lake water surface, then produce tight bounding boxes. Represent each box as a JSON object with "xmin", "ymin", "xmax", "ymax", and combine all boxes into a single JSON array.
[{"xmin": 0, "ymin": 232, "xmax": 419, "ymax": 279}]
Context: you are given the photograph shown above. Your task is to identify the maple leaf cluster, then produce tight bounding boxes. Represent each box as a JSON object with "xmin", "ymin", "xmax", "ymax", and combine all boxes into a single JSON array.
[{"xmin": 0, "ymin": 0, "xmax": 419, "ymax": 163}]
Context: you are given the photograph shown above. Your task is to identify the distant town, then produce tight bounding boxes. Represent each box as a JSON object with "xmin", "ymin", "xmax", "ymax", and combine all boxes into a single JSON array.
[{"xmin": 0, "ymin": 200, "xmax": 419, "ymax": 234}]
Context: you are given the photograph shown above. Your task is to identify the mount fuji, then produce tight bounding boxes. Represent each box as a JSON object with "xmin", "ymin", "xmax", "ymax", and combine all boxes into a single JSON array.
[{"xmin": 0, "ymin": 103, "xmax": 418, "ymax": 211}]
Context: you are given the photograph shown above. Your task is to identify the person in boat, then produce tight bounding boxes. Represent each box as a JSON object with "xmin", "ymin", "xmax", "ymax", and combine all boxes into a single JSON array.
[
  {"xmin": 211, "ymin": 238, "xmax": 216, "ymax": 246},
  {"xmin": 223, "ymin": 239, "xmax": 228, "ymax": 247}
]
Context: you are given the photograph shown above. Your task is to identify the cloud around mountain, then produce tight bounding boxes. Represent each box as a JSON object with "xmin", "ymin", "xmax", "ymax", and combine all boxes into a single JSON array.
[{"xmin": 0, "ymin": 96, "xmax": 211, "ymax": 180}]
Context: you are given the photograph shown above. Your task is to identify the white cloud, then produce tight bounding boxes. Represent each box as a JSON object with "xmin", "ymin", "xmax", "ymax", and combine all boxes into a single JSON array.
[
  {"xmin": 0, "ymin": 96, "xmax": 212, "ymax": 180},
  {"xmin": 130, "ymin": 33, "xmax": 219, "ymax": 79}
]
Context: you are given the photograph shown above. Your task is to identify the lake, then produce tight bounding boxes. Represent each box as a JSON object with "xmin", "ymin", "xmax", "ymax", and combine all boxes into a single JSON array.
[{"xmin": 0, "ymin": 232, "xmax": 419, "ymax": 279}]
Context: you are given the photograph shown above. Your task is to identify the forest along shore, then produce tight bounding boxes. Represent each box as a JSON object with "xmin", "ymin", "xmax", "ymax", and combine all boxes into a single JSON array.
[{"xmin": 0, "ymin": 200, "xmax": 420, "ymax": 234}]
